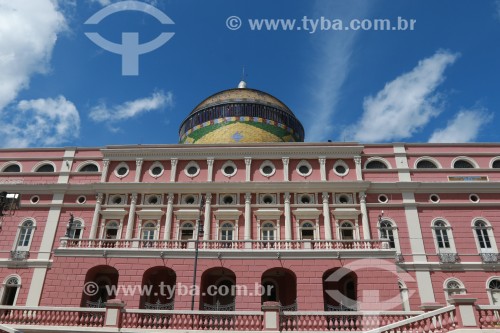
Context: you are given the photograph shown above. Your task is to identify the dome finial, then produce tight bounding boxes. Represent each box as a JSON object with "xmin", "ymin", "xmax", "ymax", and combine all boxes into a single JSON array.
[{"xmin": 238, "ymin": 66, "xmax": 247, "ymax": 88}]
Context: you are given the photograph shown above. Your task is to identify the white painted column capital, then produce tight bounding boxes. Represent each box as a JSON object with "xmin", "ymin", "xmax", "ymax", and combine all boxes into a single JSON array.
[
  {"xmin": 164, "ymin": 193, "xmax": 174, "ymax": 240},
  {"xmin": 359, "ymin": 191, "xmax": 371, "ymax": 240},
  {"xmin": 282, "ymin": 157, "xmax": 289, "ymax": 182},
  {"xmin": 125, "ymin": 193, "xmax": 138, "ymax": 239},
  {"xmin": 322, "ymin": 192, "xmax": 332, "ymax": 240},
  {"xmin": 89, "ymin": 193, "xmax": 104, "ymax": 239},
  {"xmin": 101, "ymin": 159, "xmax": 110, "ymax": 182},
  {"xmin": 245, "ymin": 157, "xmax": 252, "ymax": 182},
  {"xmin": 354, "ymin": 156, "xmax": 363, "ymax": 181},
  {"xmin": 170, "ymin": 158, "xmax": 178, "ymax": 182},
  {"xmin": 203, "ymin": 193, "xmax": 212, "ymax": 240},
  {"xmin": 319, "ymin": 156, "xmax": 327, "ymax": 181},
  {"xmin": 284, "ymin": 192, "xmax": 292, "ymax": 240},
  {"xmin": 134, "ymin": 159, "xmax": 143, "ymax": 182},
  {"xmin": 207, "ymin": 158, "xmax": 214, "ymax": 182}
]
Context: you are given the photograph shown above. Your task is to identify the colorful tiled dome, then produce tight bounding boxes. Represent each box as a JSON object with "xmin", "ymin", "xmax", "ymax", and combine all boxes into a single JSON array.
[{"xmin": 178, "ymin": 82, "xmax": 305, "ymax": 144}]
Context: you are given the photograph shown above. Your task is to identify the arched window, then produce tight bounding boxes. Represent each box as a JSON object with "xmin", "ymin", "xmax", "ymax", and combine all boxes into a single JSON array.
[
  {"xmin": 433, "ymin": 220, "xmax": 451, "ymax": 249},
  {"xmin": 35, "ymin": 164, "xmax": 55, "ymax": 172},
  {"xmin": 220, "ymin": 222, "xmax": 234, "ymax": 241},
  {"xmin": 365, "ymin": 160, "xmax": 388, "ymax": 169},
  {"xmin": 416, "ymin": 160, "xmax": 438, "ymax": 169},
  {"xmin": 398, "ymin": 281, "xmax": 410, "ymax": 311},
  {"xmin": 2, "ymin": 164, "xmax": 21, "ymax": 172},
  {"xmin": 69, "ymin": 220, "xmax": 84, "ymax": 239},
  {"xmin": 492, "ymin": 160, "xmax": 500, "ymax": 169},
  {"xmin": 16, "ymin": 220, "xmax": 35, "ymax": 250},
  {"xmin": 488, "ymin": 279, "xmax": 500, "ymax": 305},
  {"xmin": 340, "ymin": 221, "xmax": 355, "ymax": 240},
  {"xmin": 1, "ymin": 276, "xmax": 21, "ymax": 305},
  {"xmin": 142, "ymin": 222, "xmax": 157, "ymax": 241},
  {"xmin": 261, "ymin": 222, "xmax": 276, "ymax": 241},
  {"xmin": 300, "ymin": 221, "xmax": 315, "ymax": 240},
  {"xmin": 379, "ymin": 220, "xmax": 396, "ymax": 249},
  {"xmin": 444, "ymin": 279, "xmax": 465, "ymax": 303},
  {"xmin": 474, "ymin": 220, "xmax": 492, "ymax": 250},
  {"xmin": 104, "ymin": 221, "xmax": 119, "ymax": 239},
  {"xmin": 453, "ymin": 159, "xmax": 474, "ymax": 169},
  {"xmin": 79, "ymin": 163, "xmax": 99, "ymax": 172},
  {"xmin": 180, "ymin": 222, "xmax": 195, "ymax": 240}
]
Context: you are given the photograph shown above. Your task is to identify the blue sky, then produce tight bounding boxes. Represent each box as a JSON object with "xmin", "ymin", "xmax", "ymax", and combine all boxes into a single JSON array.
[{"xmin": 1, "ymin": 0, "xmax": 500, "ymax": 147}]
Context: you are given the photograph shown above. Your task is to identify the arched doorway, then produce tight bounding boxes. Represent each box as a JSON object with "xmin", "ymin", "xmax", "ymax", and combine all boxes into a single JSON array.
[
  {"xmin": 140, "ymin": 267, "xmax": 176, "ymax": 310},
  {"xmin": 81, "ymin": 265, "xmax": 119, "ymax": 308},
  {"xmin": 261, "ymin": 268, "xmax": 297, "ymax": 309},
  {"xmin": 200, "ymin": 267, "xmax": 236, "ymax": 311},
  {"xmin": 322, "ymin": 268, "xmax": 357, "ymax": 311}
]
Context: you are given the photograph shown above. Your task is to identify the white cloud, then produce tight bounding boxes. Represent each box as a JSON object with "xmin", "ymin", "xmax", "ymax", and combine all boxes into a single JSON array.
[
  {"xmin": 89, "ymin": 91, "xmax": 173, "ymax": 123},
  {"xmin": 0, "ymin": 0, "xmax": 67, "ymax": 110},
  {"xmin": 428, "ymin": 109, "xmax": 493, "ymax": 143},
  {"xmin": 305, "ymin": 1, "xmax": 371, "ymax": 142},
  {"xmin": 0, "ymin": 97, "xmax": 80, "ymax": 148},
  {"xmin": 344, "ymin": 50, "xmax": 458, "ymax": 142},
  {"xmin": 0, "ymin": 1, "xmax": 80, "ymax": 148}
]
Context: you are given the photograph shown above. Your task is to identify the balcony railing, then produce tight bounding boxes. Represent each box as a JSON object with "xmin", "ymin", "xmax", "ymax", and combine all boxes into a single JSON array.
[
  {"xmin": 477, "ymin": 305, "xmax": 500, "ymax": 328},
  {"xmin": 0, "ymin": 306, "xmax": 105, "ymax": 327},
  {"xmin": 9, "ymin": 250, "xmax": 29, "ymax": 261},
  {"xmin": 480, "ymin": 252, "xmax": 499, "ymax": 263},
  {"xmin": 438, "ymin": 253, "xmax": 460, "ymax": 264},
  {"xmin": 59, "ymin": 238, "xmax": 390, "ymax": 250}
]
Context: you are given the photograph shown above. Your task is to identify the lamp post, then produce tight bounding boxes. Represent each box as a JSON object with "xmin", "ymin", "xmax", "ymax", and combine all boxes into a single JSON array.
[{"xmin": 191, "ymin": 195, "xmax": 205, "ymax": 311}]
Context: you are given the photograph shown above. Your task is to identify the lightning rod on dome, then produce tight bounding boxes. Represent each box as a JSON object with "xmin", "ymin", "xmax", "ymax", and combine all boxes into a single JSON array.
[{"xmin": 238, "ymin": 66, "xmax": 247, "ymax": 89}]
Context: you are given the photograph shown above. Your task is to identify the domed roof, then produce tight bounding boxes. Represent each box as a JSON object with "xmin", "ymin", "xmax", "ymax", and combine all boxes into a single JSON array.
[{"xmin": 179, "ymin": 82, "xmax": 304, "ymax": 144}]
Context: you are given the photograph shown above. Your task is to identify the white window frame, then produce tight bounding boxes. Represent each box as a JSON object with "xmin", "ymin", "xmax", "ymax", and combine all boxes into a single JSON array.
[
  {"xmin": 486, "ymin": 277, "xmax": 500, "ymax": 305},
  {"xmin": 413, "ymin": 156, "xmax": 442, "ymax": 169},
  {"xmin": 217, "ymin": 221, "xmax": 237, "ymax": 241},
  {"xmin": 0, "ymin": 161, "xmax": 22, "ymax": 173},
  {"xmin": 333, "ymin": 160, "xmax": 350, "ymax": 177},
  {"xmin": 259, "ymin": 160, "xmax": 276, "ymax": 177},
  {"xmin": 32, "ymin": 160, "xmax": 56, "ymax": 173},
  {"xmin": 178, "ymin": 221, "xmax": 196, "ymax": 241},
  {"xmin": 451, "ymin": 156, "xmax": 478, "ymax": 169},
  {"xmin": 472, "ymin": 218, "xmax": 497, "ymax": 253},
  {"xmin": 364, "ymin": 157, "xmax": 392, "ymax": 169},
  {"xmin": 299, "ymin": 221, "xmax": 317, "ymax": 240},
  {"xmin": 443, "ymin": 278, "xmax": 466, "ymax": 304},
  {"xmin": 114, "ymin": 162, "xmax": 130, "ymax": 178},
  {"xmin": 101, "ymin": 220, "xmax": 122, "ymax": 240},
  {"xmin": 149, "ymin": 161, "xmax": 165, "ymax": 178},
  {"xmin": 431, "ymin": 218, "xmax": 456, "ymax": 253},
  {"xmin": 296, "ymin": 160, "xmax": 313, "ymax": 177},
  {"xmin": 221, "ymin": 160, "xmax": 237, "ymax": 178},
  {"xmin": 76, "ymin": 161, "xmax": 100, "ymax": 172},
  {"xmin": 260, "ymin": 221, "xmax": 278, "ymax": 241},
  {"xmin": 489, "ymin": 157, "xmax": 500, "ymax": 169},
  {"xmin": 378, "ymin": 219, "xmax": 401, "ymax": 253},
  {"xmin": 13, "ymin": 218, "xmax": 36, "ymax": 251},
  {"xmin": 398, "ymin": 281, "xmax": 410, "ymax": 311},
  {"xmin": 69, "ymin": 219, "xmax": 84, "ymax": 239},
  {"xmin": 141, "ymin": 221, "xmax": 158, "ymax": 240},
  {"xmin": 338, "ymin": 220, "xmax": 359, "ymax": 241},
  {"xmin": 0, "ymin": 275, "xmax": 21, "ymax": 306},
  {"xmin": 184, "ymin": 161, "xmax": 200, "ymax": 178}
]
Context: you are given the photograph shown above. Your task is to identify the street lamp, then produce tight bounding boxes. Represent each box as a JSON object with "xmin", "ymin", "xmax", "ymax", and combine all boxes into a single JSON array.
[
  {"xmin": 0, "ymin": 192, "xmax": 21, "ymax": 229},
  {"xmin": 191, "ymin": 195, "xmax": 205, "ymax": 311}
]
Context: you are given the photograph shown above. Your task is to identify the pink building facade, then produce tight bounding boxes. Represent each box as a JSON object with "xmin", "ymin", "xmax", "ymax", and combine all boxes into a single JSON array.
[{"xmin": 0, "ymin": 85, "xmax": 498, "ymax": 332}]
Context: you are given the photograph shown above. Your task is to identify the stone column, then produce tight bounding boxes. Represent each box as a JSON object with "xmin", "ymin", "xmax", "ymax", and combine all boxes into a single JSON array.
[
  {"xmin": 244, "ymin": 193, "xmax": 252, "ymax": 247},
  {"xmin": 100, "ymin": 159, "xmax": 110, "ymax": 182},
  {"xmin": 207, "ymin": 158, "xmax": 214, "ymax": 182},
  {"xmin": 319, "ymin": 157, "xmax": 327, "ymax": 181},
  {"xmin": 354, "ymin": 156, "xmax": 363, "ymax": 181},
  {"xmin": 282, "ymin": 157, "xmax": 289, "ymax": 182},
  {"xmin": 322, "ymin": 192, "xmax": 332, "ymax": 240},
  {"xmin": 125, "ymin": 193, "xmax": 138, "ymax": 239},
  {"xmin": 134, "ymin": 158, "xmax": 143, "ymax": 182},
  {"xmin": 89, "ymin": 193, "xmax": 103, "ymax": 239},
  {"xmin": 203, "ymin": 193, "xmax": 212, "ymax": 240},
  {"xmin": 284, "ymin": 192, "xmax": 292, "ymax": 240},
  {"xmin": 359, "ymin": 192, "xmax": 371, "ymax": 239},
  {"xmin": 245, "ymin": 157, "xmax": 252, "ymax": 182},
  {"xmin": 170, "ymin": 158, "xmax": 178, "ymax": 182},
  {"xmin": 163, "ymin": 193, "xmax": 174, "ymax": 240}
]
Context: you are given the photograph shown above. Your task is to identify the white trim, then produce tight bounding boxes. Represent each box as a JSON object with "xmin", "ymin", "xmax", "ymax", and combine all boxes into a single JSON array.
[
  {"xmin": 431, "ymin": 218, "xmax": 456, "ymax": 253},
  {"xmin": 259, "ymin": 193, "xmax": 277, "ymax": 205},
  {"xmin": 296, "ymin": 193, "xmax": 315, "ymax": 204},
  {"xmin": 414, "ymin": 156, "xmax": 442, "ymax": 169},
  {"xmin": 219, "ymin": 193, "xmax": 237, "ymax": 205},
  {"xmin": 333, "ymin": 160, "xmax": 350, "ymax": 176},
  {"xmin": 443, "ymin": 278, "xmax": 466, "ymax": 303},
  {"xmin": 143, "ymin": 194, "xmax": 163, "ymax": 205},
  {"xmin": 336, "ymin": 193, "xmax": 353, "ymax": 204},
  {"xmin": 30, "ymin": 195, "xmax": 40, "ymax": 204},
  {"xmin": 221, "ymin": 160, "xmax": 237, "ymax": 178},
  {"xmin": 471, "ymin": 218, "xmax": 497, "ymax": 253},
  {"xmin": 218, "ymin": 221, "xmax": 237, "ymax": 241},
  {"xmin": 296, "ymin": 160, "xmax": 313, "ymax": 177},
  {"xmin": 259, "ymin": 160, "xmax": 276, "ymax": 177},
  {"xmin": 32, "ymin": 160, "xmax": 56, "ymax": 172},
  {"xmin": 140, "ymin": 220, "xmax": 159, "ymax": 240},
  {"xmin": 69, "ymin": 219, "xmax": 85, "ymax": 239},
  {"xmin": 486, "ymin": 276, "xmax": 500, "ymax": 305},
  {"xmin": 378, "ymin": 194, "xmax": 389, "ymax": 203},
  {"xmin": 469, "ymin": 193, "xmax": 480, "ymax": 203},
  {"xmin": 260, "ymin": 220, "xmax": 279, "ymax": 241},
  {"xmin": 398, "ymin": 280, "xmax": 411, "ymax": 311},
  {"xmin": 148, "ymin": 161, "xmax": 165, "ymax": 178},
  {"xmin": 299, "ymin": 220, "xmax": 317, "ymax": 240},
  {"xmin": 184, "ymin": 161, "xmax": 200, "ymax": 178},
  {"xmin": 0, "ymin": 274, "xmax": 21, "ymax": 306},
  {"xmin": 364, "ymin": 157, "xmax": 392, "ymax": 169},
  {"xmin": 13, "ymin": 218, "xmax": 37, "ymax": 251},
  {"xmin": 451, "ymin": 156, "xmax": 479, "ymax": 169},
  {"xmin": 378, "ymin": 218, "xmax": 401, "ymax": 253},
  {"xmin": 0, "ymin": 161, "xmax": 22, "ymax": 173},
  {"xmin": 102, "ymin": 220, "xmax": 122, "ymax": 240},
  {"xmin": 76, "ymin": 160, "xmax": 100, "ymax": 172},
  {"xmin": 338, "ymin": 220, "xmax": 359, "ymax": 240},
  {"xmin": 108, "ymin": 194, "xmax": 127, "ymax": 205},
  {"xmin": 113, "ymin": 162, "xmax": 130, "ymax": 178},
  {"xmin": 489, "ymin": 156, "xmax": 500, "ymax": 168},
  {"xmin": 178, "ymin": 221, "xmax": 196, "ymax": 240},
  {"xmin": 429, "ymin": 194, "xmax": 440, "ymax": 203}
]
